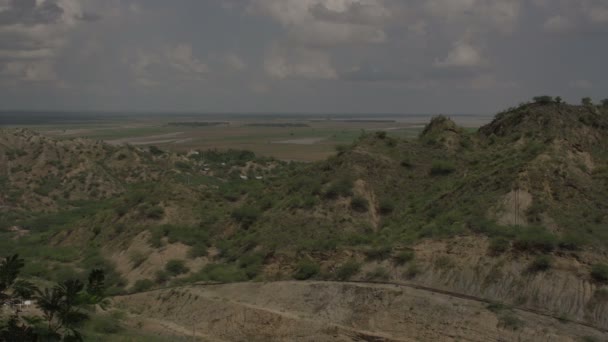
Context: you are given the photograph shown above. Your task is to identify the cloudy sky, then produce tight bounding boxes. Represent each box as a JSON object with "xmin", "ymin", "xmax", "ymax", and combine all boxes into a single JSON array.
[{"xmin": 0, "ymin": 0, "xmax": 607, "ymax": 114}]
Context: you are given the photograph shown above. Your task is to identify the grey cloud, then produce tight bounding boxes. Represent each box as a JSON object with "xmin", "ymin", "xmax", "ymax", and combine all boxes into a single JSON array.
[{"xmin": 0, "ymin": 0, "xmax": 63, "ymax": 26}]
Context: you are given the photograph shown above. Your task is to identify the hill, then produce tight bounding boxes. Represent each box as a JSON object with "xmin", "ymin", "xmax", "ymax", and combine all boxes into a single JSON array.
[{"xmin": 1, "ymin": 102, "xmax": 608, "ymax": 339}]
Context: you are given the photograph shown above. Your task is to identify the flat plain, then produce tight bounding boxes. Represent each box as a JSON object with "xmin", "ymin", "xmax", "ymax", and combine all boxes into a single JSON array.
[{"xmin": 0, "ymin": 112, "xmax": 491, "ymax": 161}]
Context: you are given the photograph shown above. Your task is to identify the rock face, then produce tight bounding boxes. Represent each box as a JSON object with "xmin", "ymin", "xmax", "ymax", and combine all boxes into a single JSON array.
[{"xmin": 114, "ymin": 281, "xmax": 607, "ymax": 342}]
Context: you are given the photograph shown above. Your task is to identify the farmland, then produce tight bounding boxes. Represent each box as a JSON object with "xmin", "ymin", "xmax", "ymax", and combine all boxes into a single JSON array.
[{"xmin": 0, "ymin": 112, "xmax": 490, "ymax": 161}]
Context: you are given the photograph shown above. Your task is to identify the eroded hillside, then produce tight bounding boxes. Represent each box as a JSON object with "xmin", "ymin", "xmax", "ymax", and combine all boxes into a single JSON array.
[{"xmin": 1, "ymin": 102, "xmax": 608, "ymax": 340}]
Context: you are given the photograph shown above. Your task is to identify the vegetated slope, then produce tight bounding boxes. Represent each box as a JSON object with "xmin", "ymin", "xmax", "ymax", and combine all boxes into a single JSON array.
[
  {"xmin": 2, "ymin": 102, "xmax": 608, "ymax": 336},
  {"xmin": 0, "ymin": 128, "xmax": 166, "ymax": 211}
]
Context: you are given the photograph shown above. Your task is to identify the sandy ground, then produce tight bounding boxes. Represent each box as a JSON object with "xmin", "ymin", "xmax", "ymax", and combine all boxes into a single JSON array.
[{"xmin": 114, "ymin": 281, "xmax": 607, "ymax": 342}]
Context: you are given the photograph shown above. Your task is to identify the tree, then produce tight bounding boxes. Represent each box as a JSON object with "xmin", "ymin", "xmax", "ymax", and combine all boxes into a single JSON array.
[
  {"xmin": 0, "ymin": 255, "xmax": 107, "ymax": 341},
  {"xmin": 533, "ymin": 95, "xmax": 554, "ymax": 104},
  {"xmin": 582, "ymin": 97, "xmax": 593, "ymax": 106},
  {"xmin": 601, "ymin": 98, "xmax": 608, "ymax": 107},
  {"xmin": 555, "ymin": 96, "xmax": 563, "ymax": 104}
]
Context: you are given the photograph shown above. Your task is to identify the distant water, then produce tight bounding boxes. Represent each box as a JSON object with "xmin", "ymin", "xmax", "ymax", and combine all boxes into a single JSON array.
[{"xmin": 0, "ymin": 111, "xmax": 493, "ymax": 127}]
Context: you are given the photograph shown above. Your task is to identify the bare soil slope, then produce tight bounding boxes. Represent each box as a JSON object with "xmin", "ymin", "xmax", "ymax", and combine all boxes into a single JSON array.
[{"xmin": 114, "ymin": 281, "xmax": 607, "ymax": 342}]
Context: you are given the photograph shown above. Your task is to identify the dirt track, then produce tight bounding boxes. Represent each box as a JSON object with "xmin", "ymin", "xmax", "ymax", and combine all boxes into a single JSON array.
[{"xmin": 114, "ymin": 280, "xmax": 608, "ymax": 341}]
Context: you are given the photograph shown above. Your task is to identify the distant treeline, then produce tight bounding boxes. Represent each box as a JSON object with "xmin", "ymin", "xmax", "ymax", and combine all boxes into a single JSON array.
[
  {"xmin": 245, "ymin": 123, "xmax": 310, "ymax": 127},
  {"xmin": 310, "ymin": 119, "xmax": 396, "ymax": 123},
  {"xmin": 167, "ymin": 122, "xmax": 229, "ymax": 127}
]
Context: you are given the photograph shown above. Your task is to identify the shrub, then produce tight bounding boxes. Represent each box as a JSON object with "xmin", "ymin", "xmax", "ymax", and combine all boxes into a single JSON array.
[
  {"xmin": 429, "ymin": 161, "xmax": 456, "ymax": 176},
  {"xmin": 324, "ymin": 178, "xmax": 353, "ymax": 199},
  {"xmin": 191, "ymin": 263, "xmax": 248, "ymax": 283},
  {"xmin": 365, "ymin": 245, "xmax": 392, "ymax": 261},
  {"xmin": 400, "ymin": 159, "xmax": 413, "ymax": 168},
  {"xmin": 532, "ymin": 95, "xmax": 554, "ymax": 104},
  {"xmin": 404, "ymin": 263, "xmax": 420, "ymax": 279},
  {"xmin": 88, "ymin": 314, "xmax": 123, "ymax": 334},
  {"xmin": 144, "ymin": 205, "xmax": 164, "ymax": 219},
  {"xmin": 187, "ymin": 243, "xmax": 208, "ymax": 259},
  {"xmin": 434, "ymin": 256, "xmax": 454, "ymax": 269},
  {"xmin": 488, "ymin": 237, "xmax": 510, "ymax": 255},
  {"xmin": 591, "ymin": 263, "xmax": 608, "ymax": 283},
  {"xmin": 350, "ymin": 196, "xmax": 369, "ymax": 212},
  {"xmin": 237, "ymin": 253, "xmax": 264, "ymax": 279},
  {"xmin": 155, "ymin": 270, "xmax": 170, "ymax": 284},
  {"xmin": 601, "ymin": 99, "xmax": 608, "ymax": 107},
  {"xmin": 528, "ymin": 255, "xmax": 552, "ymax": 272},
  {"xmin": 293, "ymin": 259, "xmax": 320, "ymax": 280},
  {"xmin": 365, "ymin": 266, "xmax": 389, "ymax": 281},
  {"xmin": 498, "ymin": 313, "xmax": 523, "ymax": 330},
  {"xmin": 149, "ymin": 146, "xmax": 164, "ymax": 155},
  {"xmin": 513, "ymin": 227, "xmax": 557, "ymax": 253},
  {"xmin": 165, "ymin": 259, "xmax": 189, "ymax": 276},
  {"xmin": 582, "ymin": 97, "xmax": 593, "ymax": 106},
  {"xmin": 231, "ymin": 205, "xmax": 261, "ymax": 228},
  {"xmin": 375, "ymin": 131, "xmax": 387, "ymax": 139},
  {"xmin": 393, "ymin": 250, "xmax": 415, "ymax": 265},
  {"xmin": 378, "ymin": 199, "xmax": 395, "ymax": 215},
  {"xmin": 131, "ymin": 279, "xmax": 154, "ymax": 293},
  {"xmin": 336, "ymin": 260, "xmax": 361, "ymax": 281}
]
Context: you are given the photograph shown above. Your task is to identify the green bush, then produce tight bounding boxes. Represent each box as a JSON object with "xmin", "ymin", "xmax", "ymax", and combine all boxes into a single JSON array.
[
  {"xmin": 498, "ymin": 312, "xmax": 523, "ymax": 330},
  {"xmin": 336, "ymin": 260, "xmax": 361, "ymax": 281},
  {"xmin": 87, "ymin": 314, "xmax": 123, "ymax": 334},
  {"xmin": 404, "ymin": 263, "xmax": 420, "ymax": 279},
  {"xmin": 350, "ymin": 196, "xmax": 369, "ymax": 212},
  {"xmin": 238, "ymin": 253, "xmax": 264, "ymax": 279},
  {"xmin": 155, "ymin": 270, "xmax": 170, "ymax": 284},
  {"xmin": 378, "ymin": 199, "xmax": 395, "ymax": 214},
  {"xmin": 324, "ymin": 178, "xmax": 353, "ymax": 199},
  {"xmin": 528, "ymin": 255, "xmax": 552, "ymax": 272},
  {"xmin": 144, "ymin": 205, "xmax": 164, "ymax": 219},
  {"xmin": 591, "ymin": 263, "xmax": 608, "ymax": 283},
  {"xmin": 191, "ymin": 263, "xmax": 248, "ymax": 283},
  {"xmin": 489, "ymin": 237, "xmax": 510, "ymax": 255},
  {"xmin": 393, "ymin": 250, "xmax": 414, "ymax": 265},
  {"xmin": 187, "ymin": 243, "xmax": 208, "ymax": 259},
  {"xmin": 231, "ymin": 205, "xmax": 261, "ymax": 228},
  {"xmin": 429, "ymin": 161, "xmax": 456, "ymax": 176},
  {"xmin": 165, "ymin": 259, "xmax": 189, "ymax": 276},
  {"xmin": 365, "ymin": 266, "xmax": 389, "ymax": 281},
  {"xmin": 532, "ymin": 95, "xmax": 554, "ymax": 104},
  {"xmin": 513, "ymin": 228, "xmax": 557, "ymax": 253},
  {"xmin": 365, "ymin": 245, "xmax": 392, "ymax": 261},
  {"xmin": 293, "ymin": 259, "xmax": 320, "ymax": 280},
  {"xmin": 149, "ymin": 146, "xmax": 164, "ymax": 156},
  {"xmin": 131, "ymin": 279, "xmax": 154, "ymax": 293}
]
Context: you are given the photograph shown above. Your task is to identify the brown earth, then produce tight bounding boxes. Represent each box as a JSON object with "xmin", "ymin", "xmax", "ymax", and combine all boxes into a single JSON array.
[{"xmin": 113, "ymin": 281, "xmax": 607, "ymax": 341}]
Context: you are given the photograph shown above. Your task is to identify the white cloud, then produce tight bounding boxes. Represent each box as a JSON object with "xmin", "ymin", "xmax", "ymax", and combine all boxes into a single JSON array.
[
  {"xmin": 1, "ymin": 60, "xmax": 57, "ymax": 82},
  {"xmin": 165, "ymin": 44, "xmax": 208, "ymax": 74},
  {"xmin": 0, "ymin": 0, "xmax": 86, "ymax": 84},
  {"xmin": 252, "ymin": 0, "xmax": 388, "ymax": 46},
  {"xmin": 225, "ymin": 53, "xmax": 246, "ymax": 71},
  {"xmin": 424, "ymin": 0, "xmax": 521, "ymax": 33},
  {"xmin": 264, "ymin": 45, "xmax": 337, "ymax": 79},
  {"xmin": 435, "ymin": 41, "xmax": 484, "ymax": 68},
  {"xmin": 582, "ymin": 1, "xmax": 608, "ymax": 24},
  {"xmin": 130, "ymin": 44, "xmax": 208, "ymax": 86}
]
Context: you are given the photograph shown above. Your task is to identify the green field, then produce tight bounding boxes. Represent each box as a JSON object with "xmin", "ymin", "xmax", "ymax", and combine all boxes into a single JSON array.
[{"xmin": 2, "ymin": 113, "xmax": 489, "ymax": 161}]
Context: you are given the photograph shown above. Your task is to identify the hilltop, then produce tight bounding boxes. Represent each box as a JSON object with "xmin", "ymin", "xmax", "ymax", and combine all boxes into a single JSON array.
[{"xmin": 1, "ymin": 101, "xmax": 608, "ymax": 339}]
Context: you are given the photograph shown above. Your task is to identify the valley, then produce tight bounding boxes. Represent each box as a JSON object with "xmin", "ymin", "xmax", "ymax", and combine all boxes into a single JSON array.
[{"xmin": 1, "ymin": 100, "xmax": 607, "ymax": 341}]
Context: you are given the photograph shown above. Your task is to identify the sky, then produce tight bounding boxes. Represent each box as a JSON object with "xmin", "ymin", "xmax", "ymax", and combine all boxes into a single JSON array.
[{"xmin": 0, "ymin": 0, "xmax": 607, "ymax": 114}]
